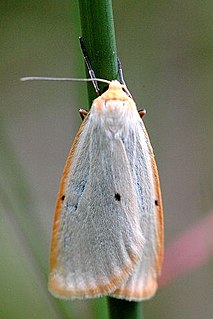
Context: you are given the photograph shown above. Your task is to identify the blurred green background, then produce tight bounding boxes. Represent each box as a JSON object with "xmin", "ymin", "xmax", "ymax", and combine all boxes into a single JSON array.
[{"xmin": 0, "ymin": 1, "xmax": 212, "ymax": 318}]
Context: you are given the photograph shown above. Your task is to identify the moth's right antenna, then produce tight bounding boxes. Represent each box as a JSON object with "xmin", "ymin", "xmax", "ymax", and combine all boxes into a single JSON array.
[
  {"xmin": 117, "ymin": 57, "xmax": 126, "ymax": 86},
  {"xmin": 79, "ymin": 37, "xmax": 100, "ymax": 96},
  {"xmin": 117, "ymin": 57, "xmax": 132, "ymax": 99}
]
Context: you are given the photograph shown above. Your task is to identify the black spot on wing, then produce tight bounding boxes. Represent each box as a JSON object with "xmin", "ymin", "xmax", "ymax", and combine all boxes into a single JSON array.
[{"xmin": 114, "ymin": 193, "xmax": 121, "ymax": 201}]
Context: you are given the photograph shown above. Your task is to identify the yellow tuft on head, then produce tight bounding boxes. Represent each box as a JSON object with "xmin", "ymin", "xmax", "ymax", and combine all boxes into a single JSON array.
[{"xmin": 100, "ymin": 80, "xmax": 131, "ymax": 102}]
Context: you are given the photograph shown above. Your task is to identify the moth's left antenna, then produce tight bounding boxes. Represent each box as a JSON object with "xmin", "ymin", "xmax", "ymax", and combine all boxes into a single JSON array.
[{"xmin": 79, "ymin": 37, "xmax": 100, "ymax": 96}]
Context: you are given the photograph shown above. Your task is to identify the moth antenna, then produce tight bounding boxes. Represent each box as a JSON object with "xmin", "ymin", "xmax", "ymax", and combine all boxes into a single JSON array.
[
  {"xmin": 117, "ymin": 57, "xmax": 126, "ymax": 86},
  {"xmin": 79, "ymin": 37, "xmax": 100, "ymax": 96},
  {"xmin": 117, "ymin": 57, "xmax": 132, "ymax": 99},
  {"xmin": 20, "ymin": 76, "xmax": 110, "ymax": 85}
]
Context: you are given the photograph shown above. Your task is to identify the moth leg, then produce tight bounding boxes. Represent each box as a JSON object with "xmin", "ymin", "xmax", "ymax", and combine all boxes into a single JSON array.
[
  {"xmin": 79, "ymin": 108, "xmax": 88, "ymax": 121},
  {"xmin": 138, "ymin": 109, "xmax": 146, "ymax": 118}
]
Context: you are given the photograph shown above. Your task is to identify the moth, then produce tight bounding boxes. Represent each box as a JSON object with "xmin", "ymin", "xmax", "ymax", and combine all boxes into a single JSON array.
[{"xmin": 48, "ymin": 39, "xmax": 164, "ymax": 301}]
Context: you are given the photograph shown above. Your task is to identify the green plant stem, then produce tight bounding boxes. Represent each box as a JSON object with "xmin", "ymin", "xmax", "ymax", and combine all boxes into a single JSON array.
[
  {"xmin": 107, "ymin": 298, "xmax": 144, "ymax": 319},
  {"xmin": 78, "ymin": 1, "xmax": 144, "ymax": 319},
  {"xmin": 78, "ymin": 0, "xmax": 118, "ymax": 105}
]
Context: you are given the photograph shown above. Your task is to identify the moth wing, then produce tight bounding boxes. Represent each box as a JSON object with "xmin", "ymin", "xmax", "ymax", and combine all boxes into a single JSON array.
[
  {"xmin": 48, "ymin": 117, "xmax": 143, "ymax": 299},
  {"xmin": 110, "ymin": 120, "xmax": 164, "ymax": 301}
]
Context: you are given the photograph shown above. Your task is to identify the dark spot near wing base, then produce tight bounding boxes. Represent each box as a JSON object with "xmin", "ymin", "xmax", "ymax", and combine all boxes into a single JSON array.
[
  {"xmin": 155, "ymin": 200, "xmax": 159, "ymax": 206},
  {"xmin": 61, "ymin": 195, "xmax": 65, "ymax": 201}
]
